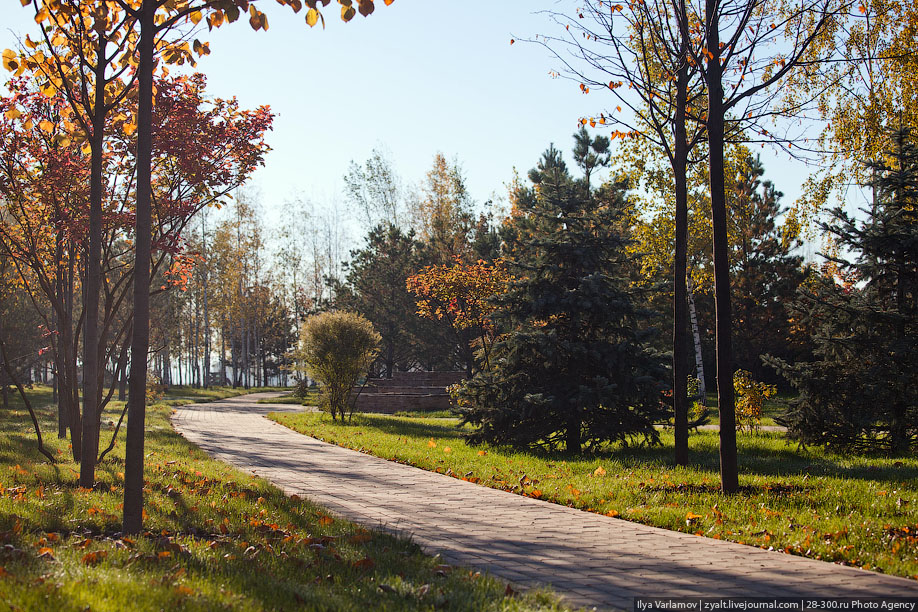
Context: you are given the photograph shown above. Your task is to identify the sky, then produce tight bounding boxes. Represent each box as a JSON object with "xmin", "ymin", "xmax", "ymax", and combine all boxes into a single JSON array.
[{"xmin": 1, "ymin": 0, "xmax": 817, "ymax": 248}]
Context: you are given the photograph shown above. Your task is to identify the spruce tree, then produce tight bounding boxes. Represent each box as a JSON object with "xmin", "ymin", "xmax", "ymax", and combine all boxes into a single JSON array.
[
  {"xmin": 455, "ymin": 138, "xmax": 666, "ymax": 454},
  {"xmin": 768, "ymin": 128, "xmax": 918, "ymax": 453},
  {"xmin": 729, "ymin": 155, "xmax": 808, "ymax": 383}
]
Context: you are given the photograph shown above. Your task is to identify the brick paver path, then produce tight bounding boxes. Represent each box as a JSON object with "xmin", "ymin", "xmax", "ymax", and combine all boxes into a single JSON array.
[{"xmin": 172, "ymin": 393, "xmax": 918, "ymax": 610}]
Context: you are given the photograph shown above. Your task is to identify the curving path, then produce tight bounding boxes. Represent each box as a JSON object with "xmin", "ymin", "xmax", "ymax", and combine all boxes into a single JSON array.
[{"xmin": 172, "ymin": 393, "xmax": 918, "ymax": 610}]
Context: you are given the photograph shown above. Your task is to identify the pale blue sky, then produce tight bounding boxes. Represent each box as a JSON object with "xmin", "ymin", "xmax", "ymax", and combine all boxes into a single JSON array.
[{"xmin": 2, "ymin": 0, "xmax": 813, "ymax": 237}]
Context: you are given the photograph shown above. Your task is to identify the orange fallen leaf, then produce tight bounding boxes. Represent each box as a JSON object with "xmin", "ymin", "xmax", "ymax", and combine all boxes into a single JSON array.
[
  {"xmin": 353, "ymin": 557, "xmax": 375, "ymax": 570},
  {"xmin": 593, "ymin": 466, "xmax": 606, "ymax": 477},
  {"xmin": 530, "ymin": 489, "xmax": 543, "ymax": 498},
  {"xmin": 427, "ymin": 439, "xmax": 436, "ymax": 448},
  {"xmin": 477, "ymin": 450, "xmax": 487, "ymax": 456},
  {"xmin": 349, "ymin": 532, "xmax": 372, "ymax": 544},
  {"xmin": 605, "ymin": 510, "xmax": 620, "ymax": 518},
  {"xmin": 318, "ymin": 515, "xmax": 334, "ymax": 526},
  {"xmin": 81, "ymin": 550, "xmax": 107, "ymax": 565},
  {"xmin": 37, "ymin": 547, "xmax": 54, "ymax": 559}
]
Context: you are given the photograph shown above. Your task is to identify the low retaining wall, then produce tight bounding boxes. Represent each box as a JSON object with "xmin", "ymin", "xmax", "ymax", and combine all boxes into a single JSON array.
[{"xmin": 352, "ymin": 371, "xmax": 466, "ymax": 414}]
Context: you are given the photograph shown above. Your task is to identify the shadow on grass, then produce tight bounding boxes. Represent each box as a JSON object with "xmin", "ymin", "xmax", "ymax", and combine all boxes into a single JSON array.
[{"xmin": 337, "ymin": 413, "xmax": 918, "ymax": 487}]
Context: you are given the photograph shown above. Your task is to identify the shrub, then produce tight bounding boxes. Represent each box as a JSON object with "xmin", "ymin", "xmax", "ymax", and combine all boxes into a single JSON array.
[
  {"xmin": 733, "ymin": 370, "xmax": 775, "ymax": 432},
  {"xmin": 298, "ymin": 311, "xmax": 380, "ymax": 421}
]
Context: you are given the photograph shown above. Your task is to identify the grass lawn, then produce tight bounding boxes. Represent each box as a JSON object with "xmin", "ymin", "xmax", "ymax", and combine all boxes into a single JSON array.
[
  {"xmin": 270, "ymin": 410, "xmax": 918, "ymax": 581},
  {"xmin": 256, "ymin": 390, "xmax": 320, "ymax": 406},
  {"xmin": 0, "ymin": 386, "xmax": 565, "ymax": 611}
]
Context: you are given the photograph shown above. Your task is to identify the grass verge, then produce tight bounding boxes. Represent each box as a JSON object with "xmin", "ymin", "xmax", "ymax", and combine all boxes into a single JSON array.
[
  {"xmin": 270, "ymin": 411, "xmax": 918, "ymax": 580},
  {"xmin": 0, "ymin": 386, "xmax": 565, "ymax": 611}
]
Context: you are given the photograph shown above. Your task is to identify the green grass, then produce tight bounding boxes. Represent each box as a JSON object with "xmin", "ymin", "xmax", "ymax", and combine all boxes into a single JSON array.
[
  {"xmin": 0, "ymin": 386, "xmax": 565, "ymax": 611},
  {"xmin": 256, "ymin": 389, "xmax": 322, "ymax": 406},
  {"xmin": 270, "ymin": 411, "xmax": 918, "ymax": 581}
]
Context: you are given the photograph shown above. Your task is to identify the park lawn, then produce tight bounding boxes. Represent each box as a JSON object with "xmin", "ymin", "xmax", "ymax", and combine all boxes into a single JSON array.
[
  {"xmin": 0, "ymin": 387, "xmax": 565, "ymax": 612},
  {"xmin": 270, "ymin": 411, "xmax": 918, "ymax": 581},
  {"xmin": 256, "ymin": 389, "xmax": 321, "ymax": 406}
]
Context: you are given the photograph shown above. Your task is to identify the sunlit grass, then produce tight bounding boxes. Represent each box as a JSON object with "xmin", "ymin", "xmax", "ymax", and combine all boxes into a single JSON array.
[
  {"xmin": 270, "ymin": 410, "xmax": 918, "ymax": 580},
  {"xmin": 0, "ymin": 387, "xmax": 566, "ymax": 611}
]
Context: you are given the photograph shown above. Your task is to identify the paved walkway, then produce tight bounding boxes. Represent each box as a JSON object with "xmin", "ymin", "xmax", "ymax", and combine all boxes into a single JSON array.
[{"xmin": 172, "ymin": 393, "xmax": 918, "ymax": 610}]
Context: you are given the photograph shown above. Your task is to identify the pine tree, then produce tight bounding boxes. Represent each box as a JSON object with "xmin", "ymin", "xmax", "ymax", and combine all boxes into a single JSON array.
[
  {"xmin": 333, "ymin": 224, "xmax": 453, "ymax": 376},
  {"xmin": 729, "ymin": 155, "xmax": 808, "ymax": 383},
  {"xmin": 768, "ymin": 128, "xmax": 918, "ymax": 453},
  {"xmin": 455, "ymin": 138, "xmax": 666, "ymax": 454}
]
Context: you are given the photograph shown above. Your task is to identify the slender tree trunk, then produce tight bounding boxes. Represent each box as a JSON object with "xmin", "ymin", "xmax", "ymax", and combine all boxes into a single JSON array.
[
  {"xmin": 243, "ymin": 326, "xmax": 250, "ymax": 389},
  {"xmin": 123, "ymin": 3, "xmax": 154, "ymax": 534},
  {"xmin": 202, "ymin": 218, "xmax": 211, "ymax": 388},
  {"xmin": 231, "ymin": 324, "xmax": 238, "ymax": 388},
  {"xmin": 59, "ymin": 260, "xmax": 81, "ymax": 461},
  {"xmin": 672, "ymin": 57, "xmax": 690, "ymax": 467},
  {"xmin": 163, "ymin": 343, "xmax": 171, "ymax": 388},
  {"xmin": 705, "ymin": 4, "xmax": 739, "ymax": 493},
  {"xmin": 221, "ymin": 323, "xmax": 226, "ymax": 386},
  {"xmin": 79, "ymin": 32, "xmax": 109, "ymax": 488},
  {"xmin": 687, "ymin": 278, "xmax": 706, "ymax": 403}
]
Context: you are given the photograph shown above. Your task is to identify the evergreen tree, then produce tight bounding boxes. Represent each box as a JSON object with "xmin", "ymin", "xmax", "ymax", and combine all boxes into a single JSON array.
[
  {"xmin": 455, "ymin": 138, "xmax": 666, "ymax": 454},
  {"xmin": 728, "ymin": 155, "xmax": 809, "ymax": 383},
  {"xmin": 333, "ymin": 224, "xmax": 454, "ymax": 376},
  {"xmin": 767, "ymin": 128, "xmax": 918, "ymax": 453}
]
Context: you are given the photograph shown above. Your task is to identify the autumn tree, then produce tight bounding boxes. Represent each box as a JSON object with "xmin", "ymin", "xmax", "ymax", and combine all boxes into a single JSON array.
[
  {"xmin": 411, "ymin": 153, "xmax": 475, "ymax": 264},
  {"xmin": 0, "ymin": 80, "xmax": 88, "ymax": 451},
  {"xmin": 406, "ymin": 258, "xmax": 509, "ymax": 375},
  {"xmin": 783, "ymin": 0, "xmax": 918, "ymax": 236},
  {"xmin": 455, "ymin": 140, "xmax": 666, "ymax": 454}
]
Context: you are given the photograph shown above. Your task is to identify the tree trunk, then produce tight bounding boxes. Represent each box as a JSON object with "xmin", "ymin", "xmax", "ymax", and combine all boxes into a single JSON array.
[
  {"xmin": 79, "ymin": 31, "xmax": 109, "ymax": 488},
  {"xmin": 566, "ymin": 410, "xmax": 581, "ymax": 455},
  {"xmin": 672, "ymin": 57, "xmax": 690, "ymax": 467},
  {"xmin": 231, "ymin": 323, "xmax": 238, "ymax": 388},
  {"xmin": 687, "ymin": 278, "xmax": 706, "ymax": 403},
  {"xmin": 202, "ymin": 218, "xmax": 211, "ymax": 388},
  {"xmin": 163, "ymin": 343, "xmax": 171, "ymax": 388},
  {"xmin": 243, "ymin": 326, "xmax": 250, "ymax": 389},
  {"xmin": 704, "ymin": 5, "xmax": 739, "ymax": 493},
  {"xmin": 123, "ymin": 3, "xmax": 154, "ymax": 534}
]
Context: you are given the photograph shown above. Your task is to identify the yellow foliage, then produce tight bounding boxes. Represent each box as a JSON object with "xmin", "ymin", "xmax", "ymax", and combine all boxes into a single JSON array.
[{"xmin": 733, "ymin": 369, "xmax": 776, "ymax": 433}]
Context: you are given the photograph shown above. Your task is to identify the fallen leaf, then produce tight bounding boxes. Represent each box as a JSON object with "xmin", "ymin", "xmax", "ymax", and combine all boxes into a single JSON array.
[
  {"xmin": 593, "ymin": 466, "xmax": 607, "ymax": 477},
  {"xmin": 81, "ymin": 550, "xmax": 107, "ymax": 565},
  {"xmin": 353, "ymin": 557, "xmax": 375, "ymax": 570}
]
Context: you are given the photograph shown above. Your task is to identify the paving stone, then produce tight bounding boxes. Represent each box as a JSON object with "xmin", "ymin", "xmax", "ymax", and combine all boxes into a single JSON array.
[{"xmin": 172, "ymin": 393, "xmax": 918, "ymax": 611}]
